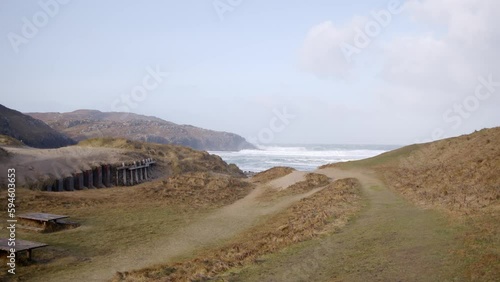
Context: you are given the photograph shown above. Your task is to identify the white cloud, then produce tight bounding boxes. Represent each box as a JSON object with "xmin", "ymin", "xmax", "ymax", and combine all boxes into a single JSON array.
[
  {"xmin": 405, "ymin": 0, "xmax": 500, "ymax": 44},
  {"xmin": 298, "ymin": 0, "xmax": 500, "ymax": 142},
  {"xmin": 379, "ymin": 0, "xmax": 500, "ymax": 109},
  {"xmin": 300, "ymin": 0, "xmax": 500, "ymax": 107},
  {"xmin": 379, "ymin": 33, "xmax": 474, "ymax": 105},
  {"xmin": 298, "ymin": 17, "xmax": 367, "ymax": 79}
]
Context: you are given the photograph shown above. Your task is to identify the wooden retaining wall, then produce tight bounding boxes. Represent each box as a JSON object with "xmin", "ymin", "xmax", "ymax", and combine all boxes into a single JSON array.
[{"xmin": 43, "ymin": 158, "xmax": 156, "ymax": 192}]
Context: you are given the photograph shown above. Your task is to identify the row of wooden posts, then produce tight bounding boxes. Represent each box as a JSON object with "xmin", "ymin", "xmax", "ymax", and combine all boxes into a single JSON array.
[{"xmin": 43, "ymin": 158, "xmax": 156, "ymax": 192}]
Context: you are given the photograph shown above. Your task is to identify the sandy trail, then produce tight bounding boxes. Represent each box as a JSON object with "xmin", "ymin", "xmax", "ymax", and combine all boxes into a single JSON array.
[
  {"xmin": 267, "ymin": 170, "xmax": 307, "ymax": 190},
  {"xmin": 32, "ymin": 176, "xmax": 326, "ymax": 282},
  {"xmin": 236, "ymin": 167, "xmax": 462, "ymax": 281}
]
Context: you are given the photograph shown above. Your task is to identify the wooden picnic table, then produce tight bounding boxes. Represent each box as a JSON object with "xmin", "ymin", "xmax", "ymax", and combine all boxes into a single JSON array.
[
  {"xmin": 18, "ymin": 213, "xmax": 69, "ymax": 226},
  {"xmin": 0, "ymin": 238, "xmax": 48, "ymax": 260}
]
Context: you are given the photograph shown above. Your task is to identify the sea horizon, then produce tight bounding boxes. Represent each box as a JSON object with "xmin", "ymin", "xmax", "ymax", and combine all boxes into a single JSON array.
[{"xmin": 210, "ymin": 143, "xmax": 401, "ymax": 172}]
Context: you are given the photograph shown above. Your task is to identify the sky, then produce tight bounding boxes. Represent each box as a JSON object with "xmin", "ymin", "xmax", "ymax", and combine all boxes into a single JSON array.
[{"xmin": 1, "ymin": 0, "xmax": 499, "ymax": 145}]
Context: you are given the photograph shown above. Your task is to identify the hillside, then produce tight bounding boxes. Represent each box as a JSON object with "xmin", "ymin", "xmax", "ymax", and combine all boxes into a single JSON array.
[
  {"xmin": 77, "ymin": 138, "xmax": 245, "ymax": 177},
  {"xmin": 324, "ymin": 127, "xmax": 500, "ymax": 216},
  {"xmin": 319, "ymin": 127, "xmax": 500, "ymax": 281},
  {"xmin": 28, "ymin": 110, "xmax": 255, "ymax": 151},
  {"xmin": 0, "ymin": 137, "xmax": 245, "ymax": 188},
  {"xmin": 0, "ymin": 104, "xmax": 75, "ymax": 148}
]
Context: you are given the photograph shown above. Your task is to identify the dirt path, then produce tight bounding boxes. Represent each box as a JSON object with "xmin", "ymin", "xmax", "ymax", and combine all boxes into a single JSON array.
[
  {"xmin": 234, "ymin": 167, "xmax": 463, "ymax": 281},
  {"xmin": 32, "ymin": 181, "xmax": 325, "ymax": 282},
  {"xmin": 267, "ymin": 171, "xmax": 307, "ymax": 190}
]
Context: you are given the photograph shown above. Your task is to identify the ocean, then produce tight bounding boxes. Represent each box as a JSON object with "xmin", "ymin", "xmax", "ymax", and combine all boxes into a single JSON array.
[{"xmin": 210, "ymin": 144, "xmax": 400, "ymax": 172}]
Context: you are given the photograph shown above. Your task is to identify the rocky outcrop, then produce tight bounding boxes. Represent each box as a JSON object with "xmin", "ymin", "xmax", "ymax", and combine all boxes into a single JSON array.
[
  {"xmin": 28, "ymin": 110, "xmax": 255, "ymax": 151},
  {"xmin": 0, "ymin": 104, "xmax": 75, "ymax": 148}
]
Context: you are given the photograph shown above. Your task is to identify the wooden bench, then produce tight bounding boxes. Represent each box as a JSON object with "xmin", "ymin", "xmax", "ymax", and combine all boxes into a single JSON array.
[{"xmin": 0, "ymin": 238, "xmax": 48, "ymax": 261}]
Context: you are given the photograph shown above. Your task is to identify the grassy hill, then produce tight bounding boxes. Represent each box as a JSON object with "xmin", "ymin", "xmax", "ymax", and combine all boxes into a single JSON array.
[
  {"xmin": 77, "ymin": 138, "xmax": 245, "ymax": 177},
  {"xmin": 384, "ymin": 129, "xmax": 499, "ymax": 216},
  {"xmin": 324, "ymin": 127, "xmax": 500, "ymax": 215},
  {"xmin": 321, "ymin": 127, "xmax": 500, "ymax": 280}
]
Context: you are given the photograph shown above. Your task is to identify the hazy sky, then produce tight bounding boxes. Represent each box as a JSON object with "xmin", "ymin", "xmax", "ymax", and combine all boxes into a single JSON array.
[{"xmin": 1, "ymin": 0, "xmax": 499, "ymax": 145}]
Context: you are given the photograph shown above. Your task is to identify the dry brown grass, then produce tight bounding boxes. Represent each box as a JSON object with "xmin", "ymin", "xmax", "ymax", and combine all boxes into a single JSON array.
[
  {"xmin": 141, "ymin": 172, "xmax": 254, "ymax": 208},
  {"xmin": 0, "ymin": 172, "xmax": 254, "ymax": 281},
  {"xmin": 257, "ymin": 172, "xmax": 331, "ymax": 202},
  {"xmin": 0, "ymin": 134, "xmax": 24, "ymax": 146},
  {"xmin": 0, "ymin": 137, "xmax": 245, "ymax": 189},
  {"xmin": 112, "ymin": 178, "xmax": 362, "ymax": 282},
  {"xmin": 0, "ymin": 173, "xmax": 253, "ymax": 215},
  {"xmin": 251, "ymin": 167, "xmax": 295, "ymax": 183},
  {"xmin": 283, "ymin": 173, "xmax": 331, "ymax": 194},
  {"xmin": 456, "ymin": 214, "xmax": 500, "ymax": 281},
  {"xmin": 377, "ymin": 129, "xmax": 500, "ymax": 281},
  {"xmin": 322, "ymin": 128, "xmax": 499, "ymax": 216},
  {"xmin": 377, "ymin": 128, "xmax": 500, "ymax": 216},
  {"xmin": 78, "ymin": 138, "xmax": 245, "ymax": 177},
  {"xmin": 323, "ymin": 127, "xmax": 500, "ymax": 281}
]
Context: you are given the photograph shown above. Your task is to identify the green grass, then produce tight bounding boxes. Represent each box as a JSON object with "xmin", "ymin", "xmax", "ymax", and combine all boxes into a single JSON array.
[
  {"xmin": 0, "ymin": 201, "xmax": 211, "ymax": 281},
  {"xmin": 226, "ymin": 169, "xmax": 467, "ymax": 282},
  {"xmin": 332, "ymin": 143, "xmax": 422, "ymax": 169}
]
